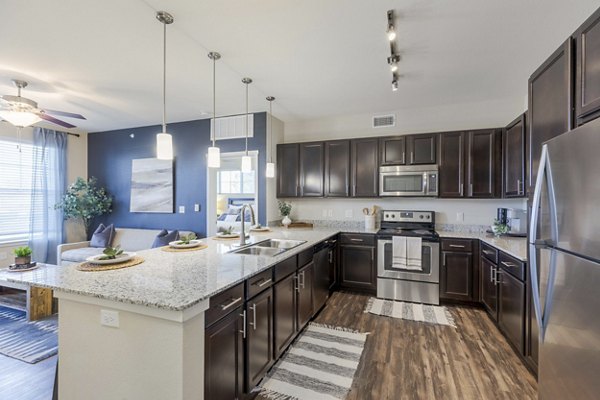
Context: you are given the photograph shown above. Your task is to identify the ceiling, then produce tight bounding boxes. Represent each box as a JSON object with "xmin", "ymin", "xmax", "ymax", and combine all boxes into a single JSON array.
[{"xmin": 0, "ymin": 0, "xmax": 598, "ymax": 133}]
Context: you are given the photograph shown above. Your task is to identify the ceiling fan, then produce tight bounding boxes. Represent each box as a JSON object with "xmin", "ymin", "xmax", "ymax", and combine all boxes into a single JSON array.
[{"xmin": 0, "ymin": 79, "xmax": 86, "ymax": 128}]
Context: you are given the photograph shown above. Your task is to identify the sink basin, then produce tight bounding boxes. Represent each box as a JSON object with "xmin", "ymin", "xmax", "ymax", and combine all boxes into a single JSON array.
[
  {"xmin": 230, "ymin": 246, "xmax": 286, "ymax": 257},
  {"xmin": 255, "ymin": 239, "xmax": 306, "ymax": 250}
]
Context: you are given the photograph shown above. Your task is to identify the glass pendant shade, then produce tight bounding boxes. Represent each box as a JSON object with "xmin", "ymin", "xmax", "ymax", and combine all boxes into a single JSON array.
[
  {"xmin": 0, "ymin": 111, "xmax": 42, "ymax": 128},
  {"xmin": 266, "ymin": 162, "xmax": 275, "ymax": 178},
  {"xmin": 207, "ymin": 146, "xmax": 220, "ymax": 168},
  {"xmin": 241, "ymin": 155, "xmax": 252, "ymax": 173},
  {"xmin": 156, "ymin": 132, "xmax": 173, "ymax": 160}
]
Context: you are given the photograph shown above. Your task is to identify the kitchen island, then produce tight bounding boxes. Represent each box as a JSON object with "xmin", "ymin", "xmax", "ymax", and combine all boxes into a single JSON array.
[{"xmin": 7, "ymin": 228, "xmax": 339, "ymax": 400}]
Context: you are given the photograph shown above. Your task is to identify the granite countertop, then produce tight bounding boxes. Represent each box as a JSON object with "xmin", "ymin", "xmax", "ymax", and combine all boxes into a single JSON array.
[
  {"xmin": 437, "ymin": 231, "xmax": 527, "ymax": 261},
  {"xmin": 6, "ymin": 228, "xmax": 339, "ymax": 312}
]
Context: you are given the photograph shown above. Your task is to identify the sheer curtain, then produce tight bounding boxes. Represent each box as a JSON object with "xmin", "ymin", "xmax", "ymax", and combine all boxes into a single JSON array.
[{"xmin": 29, "ymin": 128, "xmax": 67, "ymax": 264}]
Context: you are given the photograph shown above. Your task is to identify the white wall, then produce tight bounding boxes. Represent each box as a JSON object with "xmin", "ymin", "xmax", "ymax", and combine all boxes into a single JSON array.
[
  {"xmin": 0, "ymin": 122, "xmax": 87, "ymax": 267},
  {"xmin": 282, "ymin": 100, "xmax": 528, "ymax": 226}
]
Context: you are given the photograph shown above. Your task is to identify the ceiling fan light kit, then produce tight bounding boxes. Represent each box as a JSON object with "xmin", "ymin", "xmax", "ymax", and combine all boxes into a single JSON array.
[
  {"xmin": 155, "ymin": 11, "xmax": 174, "ymax": 161},
  {"xmin": 207, "ymin": 51, "xmax": 221, "ymax": 168}
]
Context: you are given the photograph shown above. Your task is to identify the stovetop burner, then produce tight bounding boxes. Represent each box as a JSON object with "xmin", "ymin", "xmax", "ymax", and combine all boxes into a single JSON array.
[{"xmin": 377, "ymin": 210, "xmax": 439, "ymax": 241}]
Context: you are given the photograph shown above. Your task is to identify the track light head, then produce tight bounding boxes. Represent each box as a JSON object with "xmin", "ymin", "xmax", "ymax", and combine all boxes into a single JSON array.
[
  {"xmin": 387, "ymin": 27, "xmax": 396, "ymax": 41},
  {"xmin": 392, "ymin": 78, "xmax": 399, "ymax": 92}
]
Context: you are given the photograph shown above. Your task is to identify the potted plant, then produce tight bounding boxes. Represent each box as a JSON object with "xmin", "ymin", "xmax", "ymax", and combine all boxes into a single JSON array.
[
  {"xmin": 278, "ymin": 201, "xmax": 292, "ymax": 226},
  {"xmin": 55, "ymin": 177, "xmax": 113, "ymax": 238},
  {"xmin": 14, "ymin": 246, "xmax": 32, "ymax": 266}
]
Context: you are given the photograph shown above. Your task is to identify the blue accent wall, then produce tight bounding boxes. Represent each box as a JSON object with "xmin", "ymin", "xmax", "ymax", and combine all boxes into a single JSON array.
[{"xmin": 88, "ymin": 112, "xmax": 267, "ymax": 237}]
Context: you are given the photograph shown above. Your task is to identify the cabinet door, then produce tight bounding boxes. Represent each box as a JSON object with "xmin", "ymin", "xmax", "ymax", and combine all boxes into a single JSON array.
[
  {"xmin": 324, "ymin": 140, "xmax": 350, "ymax": 197},
  {"xmin": 528, "ymin": 39, "xmax": 573, "ymax": 194},
  {"xmin": 576, "ymin": 7, "xmax": 600, "ymax": 124},
  {"xmin": 379, "ymin": 136, "xmax": 406, "ymax": 165},
  {"xmin": 299, "ymin": 142, "xmax": 324, "ymax": 197},
  {"xmin": 480, "ymin": 257, "xmax": 498, "ymax": 320},
  {"xmin": 276, "ymin": 144, "xmax": 299, "ymax": 197},
  {"xmin": 439, "ymin": 131, "xmax": 466, "ymax": 198},
  {"xmin": 246, "ymin": 288, "xmax": 274, "ymax": 391},
  {"xmin": 503, "ymin": 114, "xmax": 526, "ymax": 198},
  {"xmin": 328, "ymin": 246, "xmax": 338, "ymax": 291},
  {"xmin": 339, "ymin": 245, "xmax": 376, "ymax": 292},
  {"xmin": 351, "ymin": 138, "xmax": 379, "ymax": 197},
  {"xmin": 498, "ymin": 269, "xmax": 525, "ymax": 355},
  {"xmin": 312, "ymin": 248, "xmax": 330, "ymax": 313},
  {"xmin": 274, "ymin": 273, "xmax": 297, "ymax": 358},
  {"xmin": 407, "ymin": 134, "xmax": 437, "ymax": 165},
  {"xmin": 440, "ymin": 251, "xmax": 473, "ymax": 301},
  {"xmin": 525, "ymin": 275, "xmax": 539, "ymax": 372},
  {"xmin": 297, "ymin": 262, "xmax": 314, "ymax": 330},
  {"xmin": 467, "ymin": 129, "xmax": 500, "ymax": 198},
  {"xmin": 205, "ymin": 307, "xmax": 244, "ymax": 400}
]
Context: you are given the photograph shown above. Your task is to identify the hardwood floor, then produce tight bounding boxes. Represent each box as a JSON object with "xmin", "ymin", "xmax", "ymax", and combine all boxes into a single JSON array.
[
  {"xmin": 258, "ymin": 291, "xmax": 537, "ymax": 400},
  {"xmin": 0, "ymin": 353, "xmax": 56, "ymax": 400}
]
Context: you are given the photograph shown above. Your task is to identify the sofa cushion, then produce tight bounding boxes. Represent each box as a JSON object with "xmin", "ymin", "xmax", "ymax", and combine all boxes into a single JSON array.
[
  {"xmin": 151, "ymin": 229, "xmax": 180, "ymax": 248},
  {"xmin": 90, "ymin": 223, "xmax": 115, "ymax": 248},
  {"xmin": 61, "ymin": 247, "xmax": 105, "ymax": 263}
]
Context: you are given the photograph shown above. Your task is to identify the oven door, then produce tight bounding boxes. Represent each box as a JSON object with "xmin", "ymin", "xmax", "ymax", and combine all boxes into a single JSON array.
[{"xmin": 377, "ymin": 239, "xmax": 440, "ymax": 283}]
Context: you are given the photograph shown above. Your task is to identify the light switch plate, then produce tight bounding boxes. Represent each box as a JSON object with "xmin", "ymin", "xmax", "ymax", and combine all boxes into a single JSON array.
[
  {"xmin": 179, "ymin": 206, "xmax": 185, "ymax": 214},
  {"xmin": 100, "ymin": 309, "xmax": 119, "ymax": 328},
  {"xmin": 456, "ymin": 212, "xmax": 464, "ymax": 222},
  {"xmin": 194, "ymin": 204, "xmax": 200, "ymax": 212}
]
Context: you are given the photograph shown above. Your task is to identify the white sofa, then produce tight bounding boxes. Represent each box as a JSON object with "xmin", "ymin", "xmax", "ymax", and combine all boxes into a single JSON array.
[{"xmin": 57, "ymin": 228, "xmax": 193, "ymax": 266}]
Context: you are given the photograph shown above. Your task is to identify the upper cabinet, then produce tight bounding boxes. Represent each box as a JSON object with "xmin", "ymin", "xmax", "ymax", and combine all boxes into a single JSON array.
[
  {"xmin": 407, "ymin": 134, "xmax": 437, "ymax": 165},
  {"xmin": 467, "ymin": 129, "xmax": 501, "ymax": 198},
  {"xmin": 351, "ymin": 138, "xmax": 379, "ymax": 197},
  {"xmin": 299, "ymin": 142, "xmax": 324, "ymax": 197},
  {"xmin": 439, "ymin": 131, "xmax": 466, "ymax": 198},
  {"xmin": 276, "ymin": 143, "xmax": 300, "ymax": 198},
  {"xmin": 575, "ymin": 7, "xmax": 600, "ymax": 126},
  {"xmin": 503, "ymin": 114, "xmax": 526, "ymax": 198},
  {"xmin": 324, "ymin": 140, "xmax": 350, "ymax": 197},
  {"xmin": 528, "ymin": 39, "xmax": 574, "ymax": 194},
  {"xmin": 379, "ymin": 136, "xmax": 406, "ymax": 165}
]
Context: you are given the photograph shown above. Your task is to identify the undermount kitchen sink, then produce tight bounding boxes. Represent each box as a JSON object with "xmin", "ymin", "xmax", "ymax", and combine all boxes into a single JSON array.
[{"xmin": 229, "ymin": 238, "xmax": 306, "ymax": 256}]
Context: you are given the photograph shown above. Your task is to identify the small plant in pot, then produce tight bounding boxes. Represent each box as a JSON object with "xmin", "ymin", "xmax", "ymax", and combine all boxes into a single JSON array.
[
  {"xmin": 14, "ymin": 246, "xmax": 33, "ymax": 266},
  {"xmin": 278, "ymin": 201, "xmax": 292, "ymax": 226}
]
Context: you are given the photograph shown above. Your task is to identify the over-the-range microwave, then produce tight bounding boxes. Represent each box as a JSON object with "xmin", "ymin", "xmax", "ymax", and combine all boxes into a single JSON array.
[{"xmin": 379, "ymin": 165, "xmax": 438, "ymax": 197}]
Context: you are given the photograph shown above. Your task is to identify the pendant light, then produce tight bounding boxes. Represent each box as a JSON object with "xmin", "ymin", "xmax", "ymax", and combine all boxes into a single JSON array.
[
  {"xmin": 156, "ymin": 11, "xmax": 174, "ymax": 160},
  {"xmin": 265, "ymin": 96, "xmax": 276, "ymax": 178},
  {"xmin": 207, "ymin": 52, "xmax": 221, "ymax": 168},
  {"xmin": 241, "ymin": 77, "xmax": 253, "ymax": 173}
]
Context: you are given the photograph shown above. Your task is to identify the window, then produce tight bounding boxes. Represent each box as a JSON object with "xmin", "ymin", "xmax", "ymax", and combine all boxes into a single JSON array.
[
  {"xmin": 0, "ymin": 138, "xmax": 39, "ymax": 243},
  {"xmin": 217, "ymin": 170, "xmax": 255, "ymax": 194}
]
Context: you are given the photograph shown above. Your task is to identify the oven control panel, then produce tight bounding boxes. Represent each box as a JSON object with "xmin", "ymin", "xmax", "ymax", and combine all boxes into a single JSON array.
[{"xmin": 382, "ymin": 210, "xmax": 434, "ymax": 223}]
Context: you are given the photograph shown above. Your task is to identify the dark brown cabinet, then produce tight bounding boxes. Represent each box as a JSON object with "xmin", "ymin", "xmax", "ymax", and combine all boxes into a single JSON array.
[
  {"xmin": 297, "ymin": 261, "xmax": 314, "ymax": 330},
  {"xmin": 276, "ymin": 144, "xmax": 299, "ymax": 197},
  {"xmin": 407, "ymin": 134, "xmax": 437, "ymax": 165},
  {"xmin": 245, "ymin": 287, "xmax": 274, "ymax": 391},
  {"xmin": 575, "ymin": 7, "xmax": 600, "ymax": 125},
  {"xmin": 525, "ymin": 276, "xmax": 539, "ymax": 373},
  {"xmin": 339, "ymin": 234, "xmax": 376, "ymax": 293},
  {"xmin": 467, "ymin": 129, "xmax": 501, "ymax": 198},
  {"xmin": 440, "ymin": 239, "xmax": 474, "ymax": 302},
  {"xmin": 503, "ymin": 114, "xmax": 526, "ymax": 198},
  {"xmin": 204, "ymin": 306, "xmax": 244, "ymax": 400},
  {"xmin": 439, "ymin": 131, "xmax": 466, "ymax": 197},
  {"xmin": 299, "ymin": 142, "xmax": 324, "ymax": 197},
  {"xmin": 498, "ymin": 269, "xmax": 525, "ymax": 355},
  {"xmin": 273, "ymin": 273, "xmax": 297, "ymax": 358},
  {"xmin": 324, "ymin": 140, "xmax": 350, "ymax": 197},
  {"xmin": 480, "ymin": 257, "xmax": 498, "ymax": 320},
  {"xmin": 528, "ymin": 39, "xmax": 573, "ymax": 194},
  {"xmin": 379, "ymin": 136, "xmax": 406, "ymax": 165},
  {"xmin": 351, "ymin": 138, "xmax": 379, "ymax": 197}
]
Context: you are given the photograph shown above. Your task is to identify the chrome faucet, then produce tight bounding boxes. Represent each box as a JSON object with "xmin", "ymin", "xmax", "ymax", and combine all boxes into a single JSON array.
[{"xmin": 239, "ymin": 204, "xmax": 256, "ymax": 246}]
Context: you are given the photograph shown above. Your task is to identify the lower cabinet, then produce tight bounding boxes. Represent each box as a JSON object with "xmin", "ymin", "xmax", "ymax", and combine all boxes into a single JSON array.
[
  {"xmin": 245, "ymin": 287, "xmax": 274, "ymax": 391},
  {"xmin": 440, "ymin": 239, "xmax": 475, "ymax": 302},
  {"xmin": 205, "ymin": 306, "xmax": 244, "ymax": 400},
  {"xmin": 497, "ymin": 269, "xmax": 525, "ymax": 354},
  {"xmin": 339, "ymin": 234, "xmax": 376, "ymax": 293},
  {"xmin": 297, "ymin": 261, "xmax": 315, "ymax": 330},
  {"xmin": 274, "ymin": 273, "xmax": 297, "ymax": 358},
  {"xmin": 480, "ymin": 257, "xmax": 498, "ymax": 319}
]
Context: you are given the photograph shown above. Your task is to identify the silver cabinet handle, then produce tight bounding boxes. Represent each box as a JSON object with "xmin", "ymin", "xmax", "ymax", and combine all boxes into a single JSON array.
[
  {"xmin": 294, "ymin": 275, "xmax": 299, "ymax": 292},
  {"xmin": 249, "ymin": 303, "xmax": 257, "ymax": 331},
  {"xmin": 411, "ymin": 151, "xmax": 414, "ymax": 164},
  {"xmin": 300, "ymin": 271, "xmax": 306, "ymax": 289},
  {"xmin": 328, "ymin": 251, "xmax": 333, "ymax": 263},
  {"xmin": 491, "ymin": 266, "xmax": 496, "ymax": 284},
  {"xmin": 495, "ymin": 269, "xmax": 502, "ymax": 285},
  {"xmin": 501, "ymin": 261, "xmax": 517, "ymax": 268},
  {"xmin": 350, "ymin": 238, "xmax": 364, "ymax": 242},
  {"xmin": 254, "ymin": 278, "xmax": 272, "ymax": 288},
  {"xmin": 220, "ymin": 296, "xmax": 242, "ymax": 311},
  {"xmin": 239, "ymin": 310, "xmax": 246, "ymax": 339},
  {"xmin": 517, "ymin": 179, "xmax": 522, "ymax": 195},
  {"xmin": 470, "ymin": 183, "xmax": 473, "ymax": 196},
  {"xmin": 449, "ymin": 244, "xmax": 465, "ymax": 248},
  {"xmin": 460, "ymin": 183, "xmax": 464, "ymax": 196},
  {"xmin": 482, "ymin": 249, "xmax": 495, "ymax": 255}
]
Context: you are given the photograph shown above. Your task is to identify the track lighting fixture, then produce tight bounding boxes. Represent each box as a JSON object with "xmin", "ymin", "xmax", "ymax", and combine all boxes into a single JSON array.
[
  {"xmin": 387, "ymin": 10, "xmax": 396, "ymax": 41},
  {"xmin": 387, "ymin": 10, "xmax": 400, "ymax": 92},
  {"xmin": 388, "ymin": 54, "xmax": 400, "ymax": 73},
  {"xmin": 392, "ymin": 78, "xmax": 399, "ymax": 92}
]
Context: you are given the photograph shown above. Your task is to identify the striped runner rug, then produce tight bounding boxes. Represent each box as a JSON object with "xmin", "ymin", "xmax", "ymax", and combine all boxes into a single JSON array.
[
  {"xmin": 257, "ymin": 322, "xmax": 367, "ymax": 400},
  {"xmin": 0, "ymin": 306, "xmax": 58, "ymax": 363},
  {"xmin": 364, "ymin": 297, "xmax": 456, "ymax": 328}
]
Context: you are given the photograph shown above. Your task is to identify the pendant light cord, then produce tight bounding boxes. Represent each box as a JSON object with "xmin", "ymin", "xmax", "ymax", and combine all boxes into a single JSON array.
[{"xmin": 162, "ymin": 21, "xmax": 167, "ymax": 133}]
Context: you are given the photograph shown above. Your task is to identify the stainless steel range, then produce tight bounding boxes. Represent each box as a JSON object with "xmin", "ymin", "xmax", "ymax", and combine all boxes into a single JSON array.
[{"xmin": 377, "ymin": 210, "xmax": 440, "ymax": 305}]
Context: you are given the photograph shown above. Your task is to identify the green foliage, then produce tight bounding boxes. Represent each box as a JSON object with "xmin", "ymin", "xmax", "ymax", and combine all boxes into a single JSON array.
[
  {"xmin": 278, "ymin": 200, "xmax": 292, "ymax": 217},
  {"xmin": 492, "ymin": 219, "xmax": 509, "ymax": 236},
  {"xmin": 177, "ymin": 233, "xmax": 197, "ymax": 245},
  {"xmin": 98, "ymin": 245, "xmax": 124, "ymax": 260},
  {"xmin": 55, "ymin": 177, "xmax": 112, "ymax": 236},
  {"xmin": 222, "ymin": 226, "xmax": 234, "ymax": 235},
  {"xmin": 14, "ymin": 246, "xmax": 32, "ymax": 257}
]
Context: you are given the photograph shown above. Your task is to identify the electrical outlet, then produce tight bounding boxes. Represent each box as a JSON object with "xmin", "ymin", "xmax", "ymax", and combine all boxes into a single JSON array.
[
  {"xmin": 179, "ymin": 206, "xmax": 185, "ymax": 214},
  {"xmin": 456, "ymin": 212, "xmax": 464, "ymax": 222},
  {"xmin": 194, "ymin": 204, "xmax": 200, "ymax": 212},
  {"xmin": 322, "ymin": 209, "xmax": 328, "ymax": 218},
  {"xmin": 100, "ymin": 309, "xmax": 119, "ymax": 328},
  {"xmin": 327, "ymin": 209, "xmax": 333, "ymax": 217},
  {"xmin": 345, "ymin": 209, "xmax": 353, "ymax": 218}
]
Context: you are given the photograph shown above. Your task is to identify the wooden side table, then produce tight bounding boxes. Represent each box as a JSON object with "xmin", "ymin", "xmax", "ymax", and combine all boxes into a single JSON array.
[{"xmin": 0, "ymin": 279, "xmax": 53, "ymax": 321}]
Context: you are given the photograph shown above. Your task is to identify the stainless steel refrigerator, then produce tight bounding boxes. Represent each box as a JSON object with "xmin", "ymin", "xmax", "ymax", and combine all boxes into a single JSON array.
[{"xmin": 529, "ymin": 118, "xmax": 600, "ymax": 399}]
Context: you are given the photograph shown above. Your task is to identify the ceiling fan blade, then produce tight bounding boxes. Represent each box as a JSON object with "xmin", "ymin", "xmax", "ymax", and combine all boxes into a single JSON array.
[
  {"xmin": 42, "ymin": 109, "xmax": 86, "ymax": 120},
  {"xmin": 38, "ymin": 113, "xmax": 76, "ymax": 128}
]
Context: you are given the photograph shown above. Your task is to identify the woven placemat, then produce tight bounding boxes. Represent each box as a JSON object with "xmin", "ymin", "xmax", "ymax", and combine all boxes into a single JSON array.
[
  {"xmin": 76, "ymin": 256, "xmax": 145, "ymax": 272},
  {"xmin": 212, "ymin": 236, "xmax": 240, "ymax": 241},
  {"xmin": 161, "ymin": 244, "xmax": 208, "ymax": 252}
]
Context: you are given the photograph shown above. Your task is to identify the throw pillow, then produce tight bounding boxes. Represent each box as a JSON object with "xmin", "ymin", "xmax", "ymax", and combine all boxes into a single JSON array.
[
  {"xmin": 90, "ymin": 223, "xmax": 115, "ymax": 248},
  {"xmin": 151, "ymin": 229, "xmax": 180, "ymax": 248}
]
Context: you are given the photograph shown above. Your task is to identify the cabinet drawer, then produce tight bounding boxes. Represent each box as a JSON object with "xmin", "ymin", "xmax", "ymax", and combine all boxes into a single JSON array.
[
  {"xmin": 481, "ymin": 242, "xmax": 499, "ymax": 264},
  {"xmin": 273, "ymin": 256, "xmax": 297, "ymax": 282},
  {"xmin": 441, "ymin": 238, "xmax": 473, "ymax": 252},
  {"xmin": 499, "ymin": 252, "xmax": 526, "ymax": 281},
  {"xmin": 206, "ymin": 282, "xmax": 245, "ymax": 327},
  {"xmin": 340, "ymin": 233, "xmax": 375, "ymax": 246},
  {"xmin": 298, "ymin": 248, "xmax": 314, "ymax": 267},
  {"xmin": 246, "ymin": 268, "xmax": 273, "ymax": 299}
]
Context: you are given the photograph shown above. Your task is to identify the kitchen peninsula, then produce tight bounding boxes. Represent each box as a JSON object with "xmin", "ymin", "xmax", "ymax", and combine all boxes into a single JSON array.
[{"xmin": 6, "ymin": 228, "xmax": 341, "ymax": 400}]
